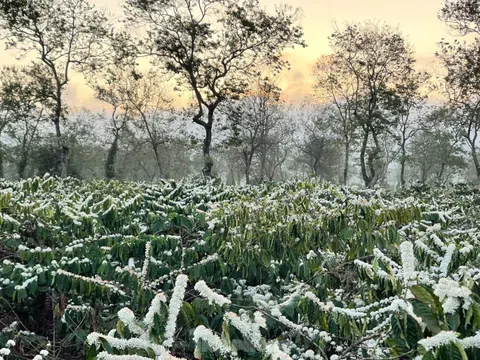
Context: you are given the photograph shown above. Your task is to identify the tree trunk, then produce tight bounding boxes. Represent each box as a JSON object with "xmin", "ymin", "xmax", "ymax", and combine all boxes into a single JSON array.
[
  {"xmin": 0, "ymin": 126, "xmax": 6, "ymax": 178},
  {"xmin": 18, "ymin": 150, "xmax": 28, "ymax": 179},
  {"xmin": 152, "ymin": 144, "xmax": 163, "ymax": 179},
  {"xmin": 400, "ymin": 143, "xmax": 406, "ymax": 188},
  {"xmin": 343, "ymin": 140, "xmax": 350, "ymax": 186},
  {"xmin": 53, "ymin": 90, "xmax": 68, "ymax": 178},
  {"xmin": 438, "ymin": 162, "xmax": 446, "ymax": 181},
  {"xmin": 243, "ymin": 150, "xmax": 255, "ymax": 185},
  {"xmin": 367, "ymin": 148, "xmax": 380, "ymax": 188},
  {"xmin": 259, "ymin": 147, "xmax": 267, "ymax": 182},
  {"xmin": 0, "ymin": 149, "xmax": 4, "ymax": 179},
  {"xmin": 202, "ymin": 115, "xmax": 214, "ymax": 179},
  {"xmin": 105, "ymin": 136, "xmax": 119, "ymax": 179},
  {"xmin": 313, "ymin": 158, "xmax": 319, "ymax": 177},
  {"xmin": 471, "ymin": 145, "xmax": 480, "ymax": 180},
  {"xmin": 227, "ymin": 167, "xmax": 235, "ymax": 185},
  {"xmin": 359, "ymin": 128, "xmax": 371, "ymax": 188}
]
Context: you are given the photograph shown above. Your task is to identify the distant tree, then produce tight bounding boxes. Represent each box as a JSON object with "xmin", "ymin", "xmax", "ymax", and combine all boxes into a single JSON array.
[
  {"xmin": 410, "ymin": 131, "xmax": 466, "ymax": 184},
  {"xmin": 125, "ymin": 70, "xmax": 181, "ymax": 180},
  {"xmin": 296, "ymin": 106, "xmax": 343, "ymax": 181},
  {"xmin": 90, "ymin": 68, "xmax": 133, "ymax": 179},
  {"xmin": 328, "ymin": 22, "xmax": 415, "ymax": 188},
  {"xmin": 0, "ymin": 0, "xmax": 110, "ymax": 177},
  {"xmin": 437, "ymin": 1, "xmax": 480, "ymax": 180},
  {"xmin": 92, "ymin": 66, "xmax": 183, "ymax": 180},
  {"xmin": 314, "ymin": 55, "xmax": 359, "ymax": 185},
  {"xmin": 124, "ymin": 0, "xmax": 305, "ymax": 178},
  {"xmin": 226, "ymin": 78, "xmax": 285, "ymax": 184},
  {"xmin": 257, "ymin": 118, "xmax": 294, "ymax": 182},
  {"xmin": 0, "ymin": 66, "xmax": 51, "ymax": 178},
  {"xmin": 384, "ymin": 70, "xmax": 430, "ymax": 188},
  {"xmin": 0, "ymin": 67, "xmax": 23, "ymax": 177},
  {"xmin": 409, "ymin": 107, "xmax": 467, "ymax": 184}
]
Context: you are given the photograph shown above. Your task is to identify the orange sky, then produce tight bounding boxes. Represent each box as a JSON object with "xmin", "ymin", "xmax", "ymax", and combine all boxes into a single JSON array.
[{"xmin": 0, "ymin": 0, "xmax": 454, "ymax": 109}]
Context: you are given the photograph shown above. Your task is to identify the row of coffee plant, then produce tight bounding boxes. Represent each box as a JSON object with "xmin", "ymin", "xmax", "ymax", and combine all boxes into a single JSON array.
[{"xmin": 0, "ymin": 176, "xmax": 479, "ymax": 359}]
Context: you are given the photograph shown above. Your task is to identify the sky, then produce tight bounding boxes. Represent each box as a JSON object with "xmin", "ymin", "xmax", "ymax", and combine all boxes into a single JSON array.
[{"xmin": 0, "ymin": 0, "xmax": 455, "ymax": 109}]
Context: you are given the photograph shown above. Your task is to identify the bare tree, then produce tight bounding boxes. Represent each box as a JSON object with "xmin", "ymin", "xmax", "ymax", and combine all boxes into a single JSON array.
[
  {"xmin": 226, "ymin": 78, "xmax": 285, "ymax": 184},
  {"xmin": 123, "ymin": 0, "xmax": 305, "ymax": 178},
  {"xmin": 90, "ymin": 68, "xmax": 133, "ymax": 179},
  {"xmin": 314, "ymin": 55, "xmax": 359, "ymax": 185},
  {"xmin": 327, "ymin": 22, "xmax": 416, "ymax": 188},
  {"xmin": 0, "ymin": 66, "xmax": 50, "ymax": 178},
  {"xmin": 296, "ymin": 106, "xmax": 343, "ymax": 182},
  {"xmin": 410, "ymin": 110, "xmax": 467, "ymax": 184},
  {"xmin": 437, "ymin": 41, "xmax": 480, "ymax": 179},
  {"xmin": 0, "ymin": 0, "xmax": 110, "ymax": 176},
  {"xmin": 122, "ymin": 69, "xmax": 182, "ymax": 180},
  {"xmin": 384, "ymin": 70, "xmax": 430, "ymax": 187}
]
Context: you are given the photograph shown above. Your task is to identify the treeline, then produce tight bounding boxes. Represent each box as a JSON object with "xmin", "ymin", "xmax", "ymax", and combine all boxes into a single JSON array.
[{"xmin": 0, "ymin": 0, "xmax": 479, "ymax": 188}]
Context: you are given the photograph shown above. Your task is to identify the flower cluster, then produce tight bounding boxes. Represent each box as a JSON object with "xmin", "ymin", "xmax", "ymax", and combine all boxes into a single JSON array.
[{"xmin": 194, "ymin": 280, "xmax": 231, "ymax": 307}]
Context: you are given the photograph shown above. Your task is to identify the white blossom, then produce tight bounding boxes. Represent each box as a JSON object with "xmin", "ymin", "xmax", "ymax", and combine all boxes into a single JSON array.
[
  {"xmin": 193, "ymin": 325, "xmax": 230, "ymax": 355},
  {"xmin": 418, "ymin": 331, "xmax": 458, "ymax": 351},
  {"xmin": 433, "ymin": 278, "xmax": 472, "ymax": 314},
  {"xmin": 439, "ymin": 244, "xmax": 455, "ymax": 277},
  {"xmin": 224, "ymin": 312, "xmax": 263, "ymax": 350},
  {"xmin": 163, "ymin": 274, "xmax": 188, "ymax": 348},
  {"xmin": 194, "ymin": 280, "xmax": 231, "ymax": 307},
  {"xmin": 400, "ymin": 241, "xmax": 416, "ymax": 284},
  {"xmin": 265, "ymin": 342, "xmax": 292, "ymax": 360}
]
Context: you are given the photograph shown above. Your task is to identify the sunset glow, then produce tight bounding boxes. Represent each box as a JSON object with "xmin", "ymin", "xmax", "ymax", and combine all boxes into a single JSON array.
[{"xmin": 0, "ymin": 0, "xmax": 454, "ymax": 107}]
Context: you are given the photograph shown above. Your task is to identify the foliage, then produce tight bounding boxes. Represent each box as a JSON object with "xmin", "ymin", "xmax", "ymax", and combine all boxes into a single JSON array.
[{"xmin": 0, "ymin": 177, "xmax": 480, "ymax": 359}]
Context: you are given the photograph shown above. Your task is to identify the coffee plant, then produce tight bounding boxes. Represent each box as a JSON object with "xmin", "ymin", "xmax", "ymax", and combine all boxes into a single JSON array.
[{"xmin": 0, "ymin": 176, "xmax": 480, "ymax": 359}]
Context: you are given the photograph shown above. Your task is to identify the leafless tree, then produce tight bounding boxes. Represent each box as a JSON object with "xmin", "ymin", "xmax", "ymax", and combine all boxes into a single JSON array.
[
  {"xmin": 123, "ymin": 0, "xmax": 305, "ymax": 178},
  {"xmin": 327, "ymin": 22, "xmax": 416, "ymax": 187},
  {"xmin": 0, "ymin": 0, "xmax": 110, "ymax": 176}
]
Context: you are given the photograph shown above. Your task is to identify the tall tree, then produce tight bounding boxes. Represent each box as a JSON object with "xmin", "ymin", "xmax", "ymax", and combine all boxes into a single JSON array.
[
  {"xmin": 327, "ymin": 22, "xmax": 415, "ymax": 188},
  {"xmin": 1, "ymin": 66, "xmax": 52, "ymax": 178},
  {"xmin": 314, "ymin": 55, "xmax": 359, "ymax": 185},
  {"xmin": 410, "ymin": 110, "xmax": 466, "ymax": 184},
  {"xmin": 226, "ymin": 78, "xmax": 285, "ymax": 184},
  {"xmin": 124, "ymin": 0, "xmax": 305, "ymax": 178},
  {"xmin": 296, "ymin": 106, "xmax": 343, "ymax": 181},
  {"xmin": 438, "ymin": 1, "xmax": 480, "ymax": 180},
  {"xmin": 124, "ymin": 69, "xmax": 180, "ymax": 180},
  {"xmin": 90, "ymin": 68, "xmax": 133, "ymax": 179},
  {"xmin": 0, "ymin": 66, "xmax": 52, "ymax": 178},
  {"xmin": 0, "ymin": 0, "xmax": 110, "ymax": 177},
  {"xmin": 384, "ymin": 70, "xmax": 430, "ymax": 188},
  {"xmin": 0, "ymin": 67, "xmax": 21, "ymax": 177}
]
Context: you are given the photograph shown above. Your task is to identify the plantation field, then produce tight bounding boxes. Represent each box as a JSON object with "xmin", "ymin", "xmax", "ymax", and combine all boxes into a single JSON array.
[{"xmin": 1, "ymin": 177, "xmax": 480, "ymax": 360}]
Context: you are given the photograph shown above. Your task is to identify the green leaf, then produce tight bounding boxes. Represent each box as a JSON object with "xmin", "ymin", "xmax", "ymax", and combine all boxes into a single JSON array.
[
  {"xmin": 340, "ymin": 227, "xmax": 354, "ymax": 240},
  {"xmin": 391, "ymin": 314, "xmax": 406, "ymax": 345},
  {"xmin": 372, "ymin": 256, "xmax": 379, "ymax": 274},
  {"xmin": 405, "ymin": 314, "xmax": 421, "ymax": 350},
  {"xmin": 472, "ymin": 302, "xmax": 480, "ymax": 328},
  {"xmin": 99, "ymin": 337, "xmax": 113, "ymax": 353},
  {"xmin": 422, "ymin": 351, "xmax": 436, "ymax": 360},
  {"xmin": 116, "ymin": 320, "xmax": 125, "ymax": 338},
  {"xmin": 453, "ymin": 342, "xmax": 468, "ymax": 360},
  {"xmin": 85, "ymin": 345, "xmax": 97, "ymax": 360},
  {"xmin": 411, "ymin": 300, "xmax": 441, "ymax": 334},
  {"xmin": 447, "ymin": 313, "xmax": 461, "ymax": 331},
  {"xmin": 410, "ymin": 285, "xmax": 436, "ymax": 305}
]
